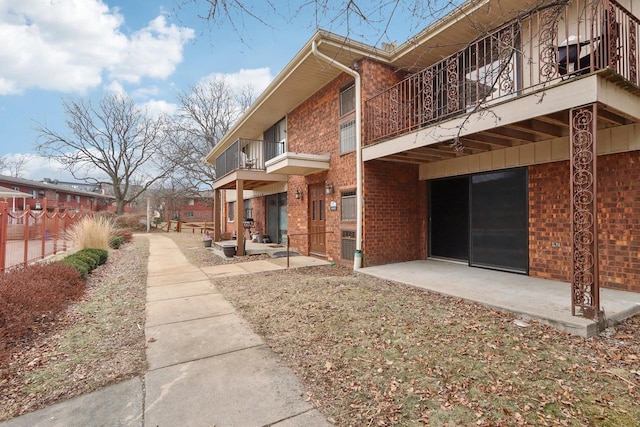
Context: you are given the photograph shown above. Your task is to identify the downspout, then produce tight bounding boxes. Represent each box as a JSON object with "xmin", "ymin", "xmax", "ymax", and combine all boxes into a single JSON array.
[{"xmin": 311, "ymin": 39, "xmax": 363, "ymax": 269}]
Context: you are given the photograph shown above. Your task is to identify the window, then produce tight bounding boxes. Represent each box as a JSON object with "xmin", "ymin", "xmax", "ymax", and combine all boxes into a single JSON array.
[
  {"xmin": 265, "ymin": 118, "xmax": 286, "ymax": 161},
  {"xmin": 12, "ymin": 186, "xmax": 19, "ymax": 191},
  {"xmin": 76, "ymin": 195, "xmax": 81, "ymax": 203},
  {"xmin": 341, "ymin": 191, "xmax": 356, "ymax": 221},
  {"xmin": 188, "ymin": 199, "xmax": 195, "ymax": 206},
  {"xmin": 243, "ymin": 199, "xmax": 252, "ymax": 220},
  {"xmin": 340, "ymin": 118, "xmax": 356, "ymax": 153},
  {"xmin": 341, "ymin": 230, "xmax": 356, "ymax": 261},
  {"xmin": 31, "ymin": 189, "xmax": 37, "ymax": 198},
  {"xmin": 340, "ymin": 84, "xmax": 355, "ymax": 116},
  {"xmin": 185, "ymin": 211, "xmax": 194, "ymax": 218},
  {"xmin": 228, "ymin": 201, "xmax": 235, "ymax": 222},
  {"xmin": 66, "ymin": 194, "xmax": 71, "ymax": 202}
]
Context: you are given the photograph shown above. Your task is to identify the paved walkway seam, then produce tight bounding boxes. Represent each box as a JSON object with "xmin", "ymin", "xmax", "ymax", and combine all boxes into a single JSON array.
[
  {"xmin": 145, "ymin": 343, "xmax": 267, "ymax": 373},
  {"xmin": 145, "ymin": 310, "xmax": 237, "ymax": 327},
  {"xmin": 145, "ymin": 290, "xmax": 219, "ymax": 302},
  {"xmin": 265, "ymin": 408, "xmax": 322, "ymax": 426}
]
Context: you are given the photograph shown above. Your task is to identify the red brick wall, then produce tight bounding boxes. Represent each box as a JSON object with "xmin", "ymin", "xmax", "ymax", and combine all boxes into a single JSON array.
[
  {"xmin": 286, "ymin": 72, "xmax": 355, "ymax": 262},
  {"xmin": 528, "ymin": 161, "xmax": 572, "ymax": 281},
  {"xmin": 250, "ymin": 196, "xmax": 266, "ymax": 236},
  {"xmin": 285, "ymin": 60, "xmax": 409, "ymax": 264},
  {"xmin": 529, "ymin": 151, "xmax": 640, "ymax": 292},
  {"xmin": 363, "ymin": 160, "xmax": 427, "ymax": 266},
  {"xmin": 360, "ymin": 59, "xmax": 407, "ymax": 146},
  {"xmin": 597, "ymin": 151, "xmax": 640, "ymax": 292}
]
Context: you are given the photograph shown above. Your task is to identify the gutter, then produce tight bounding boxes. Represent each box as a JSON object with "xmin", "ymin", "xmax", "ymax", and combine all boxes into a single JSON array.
[{"xmin": 311, "ymin": 39, "xmax": 363, "ymax": 269}]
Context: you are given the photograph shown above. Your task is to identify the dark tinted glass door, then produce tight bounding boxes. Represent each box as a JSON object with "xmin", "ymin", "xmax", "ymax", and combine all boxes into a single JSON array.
[
  {"xmin": 470, "ymin": 169, "xmax": 528, "ymax": 273},
  {"xmin": 429, "ymin": 177, "xmax": 469, "ymax": 260}
]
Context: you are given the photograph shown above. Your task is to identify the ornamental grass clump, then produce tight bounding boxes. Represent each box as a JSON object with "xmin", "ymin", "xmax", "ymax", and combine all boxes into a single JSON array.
[{"xmin": 66, "ymin": 216, "xmax": 114, "ymax": 250}]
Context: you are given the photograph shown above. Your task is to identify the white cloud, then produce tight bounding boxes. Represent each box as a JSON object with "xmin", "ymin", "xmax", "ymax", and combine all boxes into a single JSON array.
[
  {"xmin": 0, "ymin": 153, "xmax": 75, "ymax": 182},
  {"xmin": 109, "ymin": 16, "xmax": 194, "ymax": 84},
  {"xmin": 131, "ymin": 85, "xmax": 160, "ymax": 100},
  {"xmin": 201, "ymin": 68, "xmax": 273, "ymax": 95},
  {"xmin": 140, "ymin": 99, "xmax": 178, "ymax": 118},
  {"xmin": 104, "ymin": 81, "xmax": 126, "ymax": 95},
  {"xmin": 0, "ymin": 0, "xmax": 194, "ymax": 95}
]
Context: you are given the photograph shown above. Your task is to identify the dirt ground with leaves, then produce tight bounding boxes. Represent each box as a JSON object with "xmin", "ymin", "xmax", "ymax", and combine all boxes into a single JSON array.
[
  {"xmin": 168, "ymin": 233, "xmax": 640, "ymax": 427},
  {"xmin": 0, "ymin": 238, "xmax": 148, "ymax": 422}
]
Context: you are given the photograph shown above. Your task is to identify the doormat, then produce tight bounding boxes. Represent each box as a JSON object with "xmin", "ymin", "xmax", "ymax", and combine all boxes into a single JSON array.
[{"xmin": 270, "ymin": 251, "xmax": 300, "ymax": 258}]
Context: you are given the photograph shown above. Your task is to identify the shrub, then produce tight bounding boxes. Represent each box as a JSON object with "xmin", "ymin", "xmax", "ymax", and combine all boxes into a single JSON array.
[
  {"xmin": 62, "ymin": 257, "xmax": 90, "ymax": 278},
  {"xmin": 83, "ymin": 248, "xmax": 108, "ymax": 265},
  {"xmin": 0, "ymin": 262, "xmax": 85, "ymax": 362},
  {"xmin": 76, "ymin": 249, "xmax": 102, "ymax": 267},
  {"xmin": 111, "ymin": 228, "xmax": 133, "ymax": 243},
  {"xmin": 71, "ymin": 253, "xmax": 98, "ymax": 271},
  {"xmin": 66, "ymin": 216, "xmax": 114, "ymax": 250},
  {"xmin": 114, "ymin": 214, "xmax": 146, "ymax": 231},
  {"xmin": 109, "ymin": 235, "xmax": 125, "ymax": 249}
]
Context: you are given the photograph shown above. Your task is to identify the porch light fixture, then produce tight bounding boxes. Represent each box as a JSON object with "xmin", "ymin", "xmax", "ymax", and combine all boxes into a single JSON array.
[
  {"xmin": 325, "ymin": 182, "xmax": 333, "ymax": 195},
  {"xmin": 295, "ymin": 188, "xmax": 303, "ymax": 200}
]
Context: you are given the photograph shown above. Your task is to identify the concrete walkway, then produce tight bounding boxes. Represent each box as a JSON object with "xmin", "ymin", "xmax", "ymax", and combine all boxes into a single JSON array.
[{"xmin": 1, "ymin": 234, "xmax": 331, "ymax": 427}]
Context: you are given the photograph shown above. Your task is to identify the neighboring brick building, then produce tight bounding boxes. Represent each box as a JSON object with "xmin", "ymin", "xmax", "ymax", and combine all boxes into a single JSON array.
[
  {"xmin": 0, "ymin": 174, "xmax": 116, "ymax": 213},
  {"xmin": 161, "ymin": 191, "xmax": 215, "ymax": 223},
  {"xmin": 206, "ymin": 0, "xmax": 640, "ymax": 314}
]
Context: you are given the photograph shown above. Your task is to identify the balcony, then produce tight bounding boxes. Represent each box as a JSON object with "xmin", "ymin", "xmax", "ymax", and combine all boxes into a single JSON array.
[
  {"xmin": 213, "ymin": 138, "xmax": 288, "ymax": 190},
  {"xmin": 365, "ymin": 0, "xmax": 640, "ymax": 146}
]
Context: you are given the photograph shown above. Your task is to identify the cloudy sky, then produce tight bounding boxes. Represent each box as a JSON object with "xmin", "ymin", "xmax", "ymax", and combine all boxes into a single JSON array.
[{"xmin": 0, "ymin": 0, "xmax": 434, "ymax": 181}]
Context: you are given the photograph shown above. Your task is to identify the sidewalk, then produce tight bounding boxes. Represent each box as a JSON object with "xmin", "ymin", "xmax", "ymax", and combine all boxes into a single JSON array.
[{"xmin": 1, "ymin": 234, "xmax": 331, "ymax": 427}]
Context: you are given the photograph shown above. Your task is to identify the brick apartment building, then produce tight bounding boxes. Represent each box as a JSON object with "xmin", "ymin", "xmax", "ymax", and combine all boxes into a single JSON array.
[
  {"xmin": 206, "ymin": 0, "xmax": 640, "ymax": 316},
  {"xmin": 0, "ymin": 175, "xmax": 117, "ymax": 213},
  {"xmin": 160, "ymin": 191, "xmax": 215, "ymax": 223}
]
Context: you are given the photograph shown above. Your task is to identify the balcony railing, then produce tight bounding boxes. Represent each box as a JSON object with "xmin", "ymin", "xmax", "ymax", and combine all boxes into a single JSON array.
[
  {"xmin": 365, "ymin": 0, "xmax": 639, "ymax": 145},
  {"xmin": 215, "ymin": 138, "xmax": 285, "ymax": 179}
]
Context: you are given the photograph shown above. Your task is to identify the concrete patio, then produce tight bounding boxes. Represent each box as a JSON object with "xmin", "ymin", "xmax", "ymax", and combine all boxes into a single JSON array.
[{"xmin": 359, "ymin": 259, "xmax": 640, "ymax": 338}]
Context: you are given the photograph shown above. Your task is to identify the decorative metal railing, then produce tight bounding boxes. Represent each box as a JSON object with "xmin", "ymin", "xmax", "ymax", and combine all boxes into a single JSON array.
[
  {"xmin": 365, "ymin": 0, "xmax": 639, "ymax": 144},
  {"xmin": 214, "ymin": 138, "xmax": 285, "ymax": 179}
]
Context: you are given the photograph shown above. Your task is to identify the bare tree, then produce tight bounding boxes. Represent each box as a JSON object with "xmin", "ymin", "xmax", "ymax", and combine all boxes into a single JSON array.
[
  {"xmin": 35, "ymin": 94, "xmax": 174, "ymax": 214},
  {"xmin": 176, "ymin": 0, "xmax": 458, "ymax": 46},
  {"xmin": 2, "ymin": 154, "xmax": 31, "ymax": 178},
  {"xmin": 166, "ymin": 77, "xmax": 254, "ymax": 191}
]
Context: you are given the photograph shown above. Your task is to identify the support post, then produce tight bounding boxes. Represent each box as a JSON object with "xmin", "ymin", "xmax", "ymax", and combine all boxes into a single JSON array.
[
  {"xmin": 213, "ymin": 188, "xmax": 221, "ymax": 241},
  {"xmin": 570, "ymin": 103, "xmax": 600, "ymax": 320},
  {"xmin": 0, "ymin": 202, "xmax": 8, "ymax": 272},
  {"xmin": 235, "ymin": 180, "xmax": 244, "ymax": 256}
]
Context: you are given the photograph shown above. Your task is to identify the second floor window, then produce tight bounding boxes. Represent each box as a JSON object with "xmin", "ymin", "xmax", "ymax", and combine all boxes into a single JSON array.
[
  {"xmin": 340, "ymin": 118, "xmax": 356, "ymax": 153},
  {"xmin": 340, "ymin": 83, "xmax": 355, "ymax": 116}
]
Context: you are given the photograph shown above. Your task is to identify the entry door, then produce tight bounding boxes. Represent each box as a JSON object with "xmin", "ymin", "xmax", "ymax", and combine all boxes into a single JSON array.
[
  {"xmin": 470, "ymin": 169, "xmax": 528, "ymax": 273},
  {"xmin": 266, "ymin": 193, "xmax": 287, "ymax": 244},
  {"xmin": 429, "ymin": 168, "xmax": 528, "ymax": 274},
  {"xmin": 429, "ymin": 176, "xmax": 469, "ymax": 260},
  {"xmin": 308, "ymin": 183, "xmax": 326, "ymax": 255}
]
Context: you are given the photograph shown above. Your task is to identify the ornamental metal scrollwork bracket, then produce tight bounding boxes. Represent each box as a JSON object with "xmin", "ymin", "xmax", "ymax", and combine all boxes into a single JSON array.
[{"xmin": 570, "ymin": 104, "xmax": 600, "ymax": 321}]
